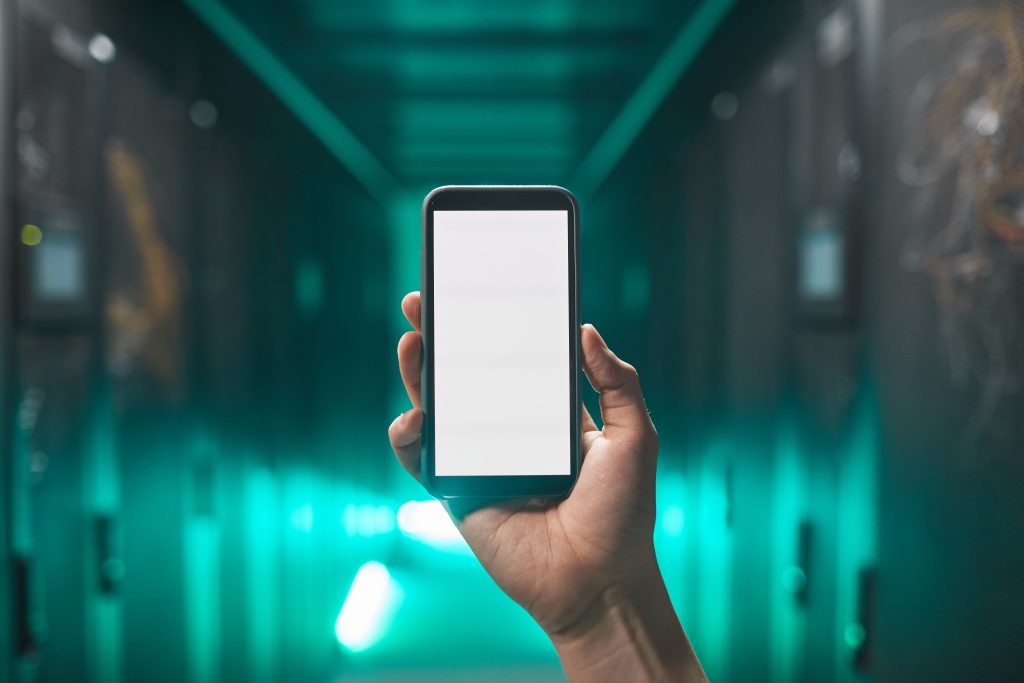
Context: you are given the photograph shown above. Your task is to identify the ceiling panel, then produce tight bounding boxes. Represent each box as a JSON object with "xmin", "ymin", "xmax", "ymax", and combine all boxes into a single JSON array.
[{"xmin": 217, "ymin": 0, "xmax": 705, "ymax": 189}]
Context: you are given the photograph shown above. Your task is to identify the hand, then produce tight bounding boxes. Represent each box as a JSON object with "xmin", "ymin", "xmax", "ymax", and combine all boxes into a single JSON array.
[{"xmin": 388, "ymin": 292, "xmax": 706, "ymax": 682}]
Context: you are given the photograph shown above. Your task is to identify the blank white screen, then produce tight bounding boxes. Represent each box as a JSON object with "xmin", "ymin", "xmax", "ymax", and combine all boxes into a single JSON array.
[{"xmin": 433, "ymin": 210, "xmax": 570, "ymax": 476}]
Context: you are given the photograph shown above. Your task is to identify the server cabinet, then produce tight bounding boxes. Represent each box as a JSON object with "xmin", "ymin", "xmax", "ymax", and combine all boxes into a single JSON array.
[
  {"xmin": 102, "ymin": 47, "xmax": 194, "ymax": 683},
  {"xmin": 872, "ymin": 0, "xmax": 1024, "ymax": 678},
  {"xmin": 1, "ymin": 0, "xmax": 16, "ymax": 675},
  {"xmin": 719, "ymin": 57, "xmax": 796, "ymax": 683},
  {"xmin": 625, "ymin": 1, "xmax": 880, "ymax": 681},
  {"xmin": 791, "ymin": 4, "xmax": 876, "ymax": 681},
  {"xmin": 9, "ymin": 9, "xmax": 108, "ymax": 681}
]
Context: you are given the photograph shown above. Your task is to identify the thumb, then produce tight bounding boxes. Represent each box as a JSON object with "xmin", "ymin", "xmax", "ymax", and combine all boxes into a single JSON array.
[{"xmin": 580, "ymin": 324, "xmax": 656, "ymax": 442}]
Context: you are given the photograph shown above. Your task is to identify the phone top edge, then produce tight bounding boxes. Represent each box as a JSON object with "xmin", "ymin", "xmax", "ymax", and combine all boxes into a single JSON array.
[{"xmin": 423, "ymin": 185, "xmax": 579, "ymax": 213}]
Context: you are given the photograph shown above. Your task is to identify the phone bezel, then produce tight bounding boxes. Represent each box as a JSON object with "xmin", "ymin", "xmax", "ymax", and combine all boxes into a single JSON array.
[{"xmin": 421, "ymin": 185, "xmax": 581, "ymax": 499}]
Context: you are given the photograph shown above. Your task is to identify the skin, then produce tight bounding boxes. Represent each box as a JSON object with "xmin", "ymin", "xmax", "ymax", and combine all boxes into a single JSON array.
[{"xmin": 388, "ymin": 292, "xmax": 707, "ymax": 682}]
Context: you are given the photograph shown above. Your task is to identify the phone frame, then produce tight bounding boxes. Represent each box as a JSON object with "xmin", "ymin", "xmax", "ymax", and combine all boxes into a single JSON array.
[{"xmin": 421, "ymin": 185, "xmax": 581, "ymax": 499}]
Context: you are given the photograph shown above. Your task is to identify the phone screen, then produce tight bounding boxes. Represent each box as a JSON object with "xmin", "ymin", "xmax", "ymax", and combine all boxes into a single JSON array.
[{"xmin": 433, "ymin": 210, "xmax": 570, "ymax": 476}]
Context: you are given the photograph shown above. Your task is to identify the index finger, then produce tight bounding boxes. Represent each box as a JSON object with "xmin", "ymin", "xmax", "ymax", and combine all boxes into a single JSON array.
[{"xmin": 402, "ymin": 292, "xmax": 421, "ymax": 333}]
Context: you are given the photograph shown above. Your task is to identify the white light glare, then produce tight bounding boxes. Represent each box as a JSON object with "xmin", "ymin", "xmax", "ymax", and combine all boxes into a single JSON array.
[
  {"xmin": 88, "ymin": 33, "xmax": 116, "ymax": 64},
  {"xmin": 334, "ymin": 561, "xmax": 403, "ymax": 652},
  {"xmin": 396, "ymin": 500, "xmax": 465, "ymax": 549}
]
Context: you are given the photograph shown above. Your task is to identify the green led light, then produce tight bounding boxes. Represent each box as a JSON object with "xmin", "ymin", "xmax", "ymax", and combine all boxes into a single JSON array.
[
  {"xmin": 844, "ymin": 622, "xmax": 866, "ymax": 650},
  {"xmin": 335, "ymin": 562, "xmax": 404, "ymax": 652},
  {"xmin": 21, "ymin": 224, "xmax": 43, "ymax": 246}
]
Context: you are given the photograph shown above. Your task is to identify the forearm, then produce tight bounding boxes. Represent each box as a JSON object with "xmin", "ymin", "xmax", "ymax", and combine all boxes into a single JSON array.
[{"xmin": 548, "ymin": 565, "xmax": 706, "ymax": 682}]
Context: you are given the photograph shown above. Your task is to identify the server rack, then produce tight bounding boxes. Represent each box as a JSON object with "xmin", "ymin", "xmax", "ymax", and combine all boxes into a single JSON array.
[
  {"xmin": 590, "ymin": 1, "xmax": 881, "ymax": 680},
  {"xmin": 0, "ymin": 0, "xmax": 16, "ymax": 675},
  {"xmin": 871, "ymin": 0, "xmax": 1024, "ymax": 678}
]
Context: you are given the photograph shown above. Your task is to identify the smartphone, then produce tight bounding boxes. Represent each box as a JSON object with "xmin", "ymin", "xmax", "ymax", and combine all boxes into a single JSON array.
[{"xmin": 421, "ymin": 186, "xmax": 580, "ymax": 498}]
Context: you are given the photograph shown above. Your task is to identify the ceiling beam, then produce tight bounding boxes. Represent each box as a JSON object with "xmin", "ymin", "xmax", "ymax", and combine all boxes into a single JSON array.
[
  {"xmin": 183, "ymin": 0, "xmax": 403, "ymax": 204},
  {"xmin": 569, "ymin": 0, "xmax": 736, "ymax": 200}
]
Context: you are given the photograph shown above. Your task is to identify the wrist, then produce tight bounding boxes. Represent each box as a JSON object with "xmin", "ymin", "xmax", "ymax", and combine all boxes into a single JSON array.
[{"xmin": 547, "ymin": 561, "xmax": 706, "ymax": 682}]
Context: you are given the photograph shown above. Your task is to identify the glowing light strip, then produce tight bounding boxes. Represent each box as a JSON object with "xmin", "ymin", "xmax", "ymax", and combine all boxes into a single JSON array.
[
  {"xmin": 570, "ymin": 0, "xmax": 737, "ymax": 199},
  {"xmin": 334, "ymin": 562, "xmax": 403, "ymax": 652},
  {"xmin": 182, "ymin": 0, "xmax": 402, "ymax": 204}
]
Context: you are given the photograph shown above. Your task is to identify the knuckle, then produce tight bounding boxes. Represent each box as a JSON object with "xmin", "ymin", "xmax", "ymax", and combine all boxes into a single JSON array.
[{"xmin": 618, "ymin": 361, "xmax": 641, "ymax": 385}]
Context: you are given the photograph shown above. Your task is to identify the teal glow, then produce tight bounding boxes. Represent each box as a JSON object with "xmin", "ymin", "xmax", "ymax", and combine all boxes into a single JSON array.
[
  {"xmin": 654, "ymin": 469, "xmax": 688, "ymax": 620},
  {"xmin": 394, "ymin": 48, "xmax": 576, "ymax": 84},
  {"xmin": 182, "ymin": 0, "xmax": 401, "ymax": 203},
  {"xmin": 396, "ymin": 141, "xmax": 574, "ymax": 165},
  {"xmin": 335, "ymin": 562, "xmax": 404, "ymax": 653},
  {"xmin": 245, "ymin": 467, "xmax": 279, "ymax": 680},
  {"xmin": 833, "ymin": 381, "xmax": 879, "ymax": 677},
  {"xmin": 342, "ymin": 504, "xmax": 358, "ymax": 536},
  {"xmin": 185, "ymin": 515, "xmax": 220, "ymax": 682},
  {"xmin": 391, "ymin": 100, "xmax": 575, "ymax": 178},
  {"xmin": 622, "ymin": 263, "xmax": 651, "ymax": 314},
  {"xmin": 289, "ymin": 503, "xmax": 314, "ymax": 533},
  {"xmin": 84, "ymin": 379, "xmax": 122, "ymax": 682},
  {"xmin": 388, "ymin": 194, "xmax": 423, "ymax": 415},
  {"xmin": 694, "ymin": 442, "xmax": 733, "ymax": 681},
  {"xmin": 342, "ymin": 503, "xmax": 395, "ymax": 537},
  {"xmin": 571, "ymin": 0, "xmax": 737, "ymax": 198},
  {"xmin": 781, "ymin": 565, "xmax": 807, "ymax": 594},
  {"xmin": 660, "ymin": 503, "xmax": 686, "ymax": 537},
  {"xmin": 770, "ymin": 413, "xmax": 808, "ymax": 683},
  {"xmin": 306, "ymin": 2, "xmax": 623, "ymax": 33},
  {"xmin": 294, "ymin": 260, "xmax": 323, "ymax": 317},
  {"xmin": 396, "ymin": 500, "xmax": 469, "ymax": 552},
  {"xmin": 393, "ymin": 100, "xmax": 574, "ymax": 139},
  {"xmin": 359, "ymin": 565, "xmax": 556, "ymax": 665}
]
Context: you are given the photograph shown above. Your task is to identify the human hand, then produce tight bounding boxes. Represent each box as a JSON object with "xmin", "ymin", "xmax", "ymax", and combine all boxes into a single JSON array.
[{"xmin": 388, "ymin": 292, "xmax": 705, "ymax": 681}]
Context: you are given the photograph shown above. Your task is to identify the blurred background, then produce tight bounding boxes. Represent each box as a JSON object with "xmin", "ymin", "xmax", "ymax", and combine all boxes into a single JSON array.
[{"xmin": 1, "ymin": 0, "xmax": 1023, "ymax": 680}]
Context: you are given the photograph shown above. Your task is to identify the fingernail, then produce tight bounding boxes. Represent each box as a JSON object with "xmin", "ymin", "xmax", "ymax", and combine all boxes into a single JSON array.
[{"xmin": 584, "ymin": 323, "xmax": 608, "ymax": 349}]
